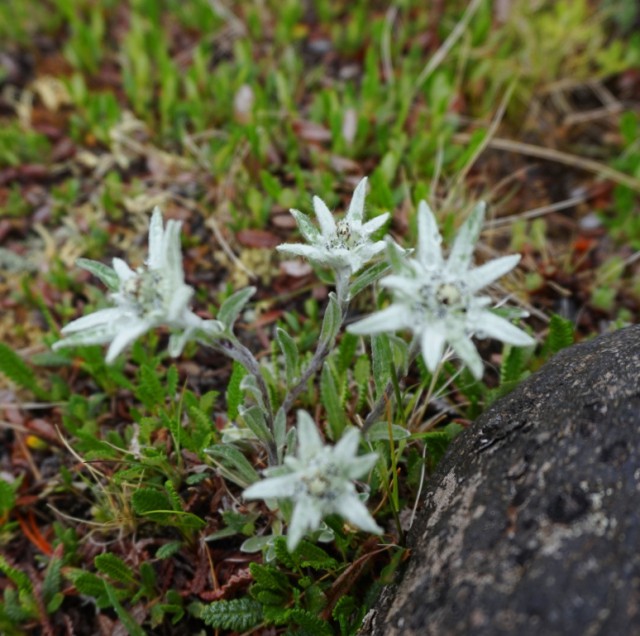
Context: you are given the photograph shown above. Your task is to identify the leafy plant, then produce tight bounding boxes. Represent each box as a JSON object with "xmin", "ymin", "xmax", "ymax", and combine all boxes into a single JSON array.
[
  {"xmin": 201, "ymin": 536, "xmax": 377, "ymax": 635},
  {"xmin": 67, "ymin": 553, "xmax": 185, "ymax": 630},
  {"xmin": 0, "ymin": 124, "xmax": 52, "ymax": 168},
  {"xmin": 0, "ymin": 553, "xmax": 64, "ymax": 634},
  {"xmin": 0, "ymin": 343, "xmax": 49, "ymax": 399}
]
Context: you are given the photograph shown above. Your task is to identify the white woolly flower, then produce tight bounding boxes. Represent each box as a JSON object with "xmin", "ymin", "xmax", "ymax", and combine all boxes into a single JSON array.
[
  {"xmin": 53, "ymin": 207, "xmax": 222, "ymax": 363},
  {"xmin": 348, "ymin": 201, "xmax": 535, "ymax": 379},
  {"xmin": 243, "ymin": 410, "xmax": 382, "ymax": 551},
  {"xmin": 277, "ymin": 177, "xmax": 390, "ymax": 276}
]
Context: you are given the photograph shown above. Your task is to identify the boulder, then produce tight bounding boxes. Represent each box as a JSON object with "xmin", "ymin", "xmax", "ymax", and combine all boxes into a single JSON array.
[{"xmin": 362, "ymin": 325, "xmax": 640, "ymax": 636}]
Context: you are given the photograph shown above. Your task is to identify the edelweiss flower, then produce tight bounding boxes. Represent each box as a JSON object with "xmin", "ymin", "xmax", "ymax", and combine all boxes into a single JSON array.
[
  {"xmin": 348, "ymin": 201, "xmax": 535, "ymax": 379},
  {"xmin": 277, "ymin": 177, "xmax": 390, "ymax": 276},
  {"xmin": 243, "ymin": 410, "xmax": 382, "ymax": 551},
  {"xmin": 53, "ymin": 208, "xmax": 222, "ymax": 363}
]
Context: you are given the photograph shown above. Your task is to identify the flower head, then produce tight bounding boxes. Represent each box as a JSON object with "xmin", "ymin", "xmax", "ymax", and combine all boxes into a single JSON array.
[
  {"xmin": 243, "ymin": 410, "xmax": 381, "ymax": 551},
  {"xmin": 277, "ymin": 177, "xmax": 389, "ymax": 276},
  {"xmin": 53, "ymin": 207, "xmax": 221, "ymax": 363},
  {"xmin": 348, "ymin": 201, "xmax": 535, "ymax": 379}
]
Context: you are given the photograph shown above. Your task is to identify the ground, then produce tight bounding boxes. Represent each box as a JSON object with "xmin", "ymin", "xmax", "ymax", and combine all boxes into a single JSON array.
[{"xmin": 1, "ymin": 1, "xmax": 639, "ymax": 634}]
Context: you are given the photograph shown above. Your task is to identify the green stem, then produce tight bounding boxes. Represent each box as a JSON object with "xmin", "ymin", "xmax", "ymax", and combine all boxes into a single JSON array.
[{"xmin": 277, "ymin": 281, "xmax": 350, "ymax": 427}]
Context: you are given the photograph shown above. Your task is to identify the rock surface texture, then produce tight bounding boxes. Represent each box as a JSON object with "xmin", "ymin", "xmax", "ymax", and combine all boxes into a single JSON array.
[{"xmin": 362, "ymin": 325, "xmax": 640, "ymax": 636}]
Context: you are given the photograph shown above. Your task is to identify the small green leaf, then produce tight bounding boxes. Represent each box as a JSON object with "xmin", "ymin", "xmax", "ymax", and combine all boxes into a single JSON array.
[
  {"xmin": 371, "ymin": 334, "xmax": 392, "ymax": 398},
  {"xmin": 274, "ymin": 408, "xmax": 287, "ymax": 462},
  {"xmin": 0, "ymin": 343, "xmax": 47, "ymax": 399},
  {"xmin": 411, "ymin": 430, "xmax": 453, "ymax": 465},
  {"xmin": 94, "ymin": 553, "xmax": 135, "ymax": 586},
  {"xmin": 366, "ymin": 422, "xmax": 411, "ymax": 442},
  {"xmin": 164, "ymin": 480, "xmax": 183, "ymax": 511},
  {"xmin": 205, "ymin": 526, "xmax": 239, "ymax": 541},
  {"xmin": 139, "ymin": 562, "xmax": 156, "ymax": 595},
  {"xmin": 333, "ymin": 595, "xmax": 359, "ymax": 636},
  {"xmin": 272, "ymin": 536, "xmax": 297, "ymax": 569},
  {"xmin": 201, "ymin": 597, "xmax": 263, "ymax": 632},
  {"xmin": 77, "ymin": 258, "xmax": 119, "ymax": 291},
  {"xmin": 132, "ymin": 488, "xmax": 204, "ymax": 529},
  {"xmin": 226, "ymin": 360, "xmax": 247, "ymax": 420},
  {"xmin": 249, "ymin": 562, "xmax": 290, "ymax": 592},
  {"xmin": 156, "ymin": 541, "xmax": 182, "ymax": 559},
  {"xmin": 240, "ymin": 535, "xmax": 274, "ymax": 553},
  {"xmin": 500, "ymin": 345, "xmax": 526, "ymax": 386},
  {"xmin": 42, "ymin": 555, "xmax": 62, "ymax": 606},
  {"xmin": 135, "ymin": 364, "xmax": 165, "ymax": 410},
  {"xmin": 200, "ymin": 389, "xmax": 219, "ymax": 413},
  {"xmin": 349, "ymin": 260, "xmax": 390, "ymax": 299},
  {"xmin": 240, "ymin": 373, "xmax": 266, "ymax": 409},
  {"xmin": 46, "ymin": 591, "xmax": 65, "ymax": 614},
  {"xmin": 292, "ymin": 539, "xmax": 339, "ymax": 570},
  {"xmin": 187, "ymin": 405, "xmax": 214, "ymax": 451},
  {"xmin": 0, "ymin": 479, "xmax": 16, "ymax": 515},
  {"xmin": 276, "ymin": 327, "xmax": 299, "ymax": 385},
  {"xmin": 132, "ymin": 488, "xmax": 172, "ymax": 515},
  {"xmin": 320, "ymin": 363, "xmax": 346, "ymax": 440},
  {"xmin": 0, "ymin": 554, "xmax": 32, "ymax": 593},
  {"xmin": 166, "ymin": 364, "xmax": 179, "ymax": 397},
  {"xmin": 354, "ymin": 354, "xmax": 371, "ymax": 411},
  {"xmin": 336, "ymin": 332, "xmax": 358, "ymax": 375},
  {"xmin": 218, "ymin": 287, "xmax": 256, "ymax": 331},
  {"xmin": 167, "ymin": 511, "xmax": 206, "ymax": 530},
  {"xmin": 319, "ymin": 293, "xmax": 342, "ymax": 345},
  {"xmin": 205, "ymin": 443, "xmax": 259, "ymax": 487},
  {"xmin": 240, "ymin": 405, "xmax": 273, "ymax": 443},
  {"xmin": 102, "ymin": 580, "xmax": 146, "ymax": 636},
  {"xmin": 285, "ymin": 608, "xmax": 332, "ymax": 636},
  {"xmin": 70, "ymin": 571, "xmax": 107, "ymax": 599},
  {"xmin": 547, "ymin": 314, "xmax": 575, "ymax": 354}
]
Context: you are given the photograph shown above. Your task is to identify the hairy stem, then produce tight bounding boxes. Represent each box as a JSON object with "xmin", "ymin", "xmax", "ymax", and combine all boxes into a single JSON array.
[
  {"xmin": 279, "ymin": 295, "xmax": 349, "ymax": 418},
  {"xmin": 214, "ymin": 337, "xmax": 277, "ymax": 464}
]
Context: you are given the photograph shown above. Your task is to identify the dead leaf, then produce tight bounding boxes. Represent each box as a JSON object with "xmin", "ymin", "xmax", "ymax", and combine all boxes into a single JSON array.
[{"xmin": 236, "ymin": 228, "xmax": 281, "ymax": 248}]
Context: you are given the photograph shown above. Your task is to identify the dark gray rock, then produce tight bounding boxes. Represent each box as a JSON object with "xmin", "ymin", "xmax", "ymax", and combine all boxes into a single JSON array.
[{"xmin": 362, "ymin": 325, "xmax": 640, "ymax": 636}]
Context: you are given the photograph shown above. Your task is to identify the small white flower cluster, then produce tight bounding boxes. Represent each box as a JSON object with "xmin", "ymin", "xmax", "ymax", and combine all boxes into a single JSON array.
[
  {"xmin": 243, "ymin": 410, "xmax": 381, "ymax": 551},
  {"xmin": 348, "ymin": 200, "xmax": 535, "ymax": 378},
  {"xmin": 277, "ymin": 177, "xmax": 389, "ymax": 277},
  {"xmin": 53, "ymin": 208, "xmax": 222, "ymax": 363}
]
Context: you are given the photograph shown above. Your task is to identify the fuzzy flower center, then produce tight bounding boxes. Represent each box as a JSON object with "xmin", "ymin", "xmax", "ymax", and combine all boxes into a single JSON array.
[
  {"xmin": 414, "ymin": 280, "xmax": 468, "ymax": 320},
  {"xmin": 121, "ymin": 270, "xmax": 164, "ymax": 315},
  {"xmin": 296, "ymin": 459, "xmax": 341, "ymax": 502},
  {"xmin": 435, "ymin": 282, "xmax": 463, "ymax": 306},
  {"xmin": 329, "ymin": 220, "xmax": 361, "ymax": 250}
]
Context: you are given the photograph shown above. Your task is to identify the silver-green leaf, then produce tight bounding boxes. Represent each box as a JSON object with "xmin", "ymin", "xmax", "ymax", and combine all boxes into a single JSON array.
[
  {"xmin": 276, "ymin": 327, "xmax": 299, "ymax": 385},
  {"xmin": 77, "ymin": 258, "xmax": 120, "ymax": 292},
  {"xmin": 218, "ymin": 287, "xmax": 256, "ymax": 331},
  {"xmin": 319, "ymin": 292, "xmax": 342, "ymax": 345},
  {"xmin": 240, "ymin": 405, "xmax": 273, "ymax": 443}
]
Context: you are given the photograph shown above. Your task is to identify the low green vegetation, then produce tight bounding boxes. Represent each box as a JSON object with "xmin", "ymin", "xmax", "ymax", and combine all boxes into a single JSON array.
[{"xmin": 0, "ymin": 1, "xmax": 639, "ymax": 634}]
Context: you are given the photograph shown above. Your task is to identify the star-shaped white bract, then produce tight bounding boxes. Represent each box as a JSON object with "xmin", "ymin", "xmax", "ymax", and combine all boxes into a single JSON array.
[
  {"xmin": 53, "ymin": 207, "xmax": 222, "ymax": 363},
  {"xmin": 276, "ymin": 177, "xmax": 390, "ymax": 276},
  {"xmin": 348, "ymin": 201, "xmax": 535, "ymax": 379},
  {"xmin": 243, "ymin": 410, "xmax": 382, "ymax": 551}
]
